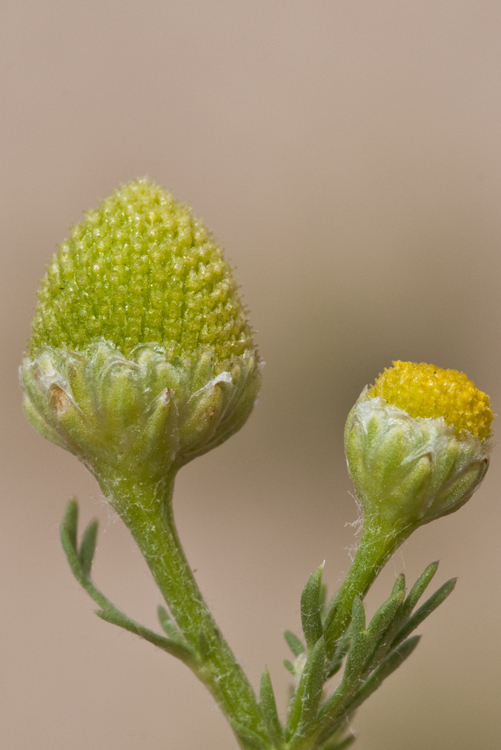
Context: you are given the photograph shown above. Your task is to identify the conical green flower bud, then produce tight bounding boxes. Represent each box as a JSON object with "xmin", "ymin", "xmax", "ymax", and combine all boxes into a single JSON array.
[{"xmin": 21, "ymin": 179, "xmax": 261, "ymax": 488}]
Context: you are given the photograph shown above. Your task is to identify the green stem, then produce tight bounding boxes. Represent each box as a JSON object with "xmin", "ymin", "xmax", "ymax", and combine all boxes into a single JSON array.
[
  {"xmin": 324, "ymin": 519, "xmax": 409, "ymax": 658},
  {"xmin": 98, "ymin": 467, "xmax": 267, "ymax": 749}
]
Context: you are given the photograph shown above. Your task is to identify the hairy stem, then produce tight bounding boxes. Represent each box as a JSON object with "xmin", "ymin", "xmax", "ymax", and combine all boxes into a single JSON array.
[
  {"xmin": 324, "ymin": 519, "xmax": 409, "ymax": 658},
  {"xmin": 98, "ymin": 466, "xmax": 267, "ymax": 749}
]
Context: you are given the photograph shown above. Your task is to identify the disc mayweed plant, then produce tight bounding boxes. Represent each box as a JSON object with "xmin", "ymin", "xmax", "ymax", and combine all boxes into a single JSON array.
[{"xmin": 21, "ymin": 179, "xmax": 495, "ymax": 750}]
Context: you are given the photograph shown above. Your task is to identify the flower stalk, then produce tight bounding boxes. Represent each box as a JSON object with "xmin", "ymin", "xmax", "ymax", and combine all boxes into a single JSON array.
[
  {"xmin": 324, "ymin": 521, "xmax": 409, "ymax": 658},
  {"xmin": 100, "ymin": 467, "xmax": 267, "ymax": 748}
]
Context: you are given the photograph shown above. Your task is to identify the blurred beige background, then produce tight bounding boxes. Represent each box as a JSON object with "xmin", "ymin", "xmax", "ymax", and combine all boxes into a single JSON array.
[{"xmin": 1, "ymin": 2, "xmax": 500, "ymax": 748}]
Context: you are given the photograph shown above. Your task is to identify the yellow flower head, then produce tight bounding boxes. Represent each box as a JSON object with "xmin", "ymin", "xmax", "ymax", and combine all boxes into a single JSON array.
[{"xmin": 367, "ymin": 361, "xmax": 494, "ymax": 441}]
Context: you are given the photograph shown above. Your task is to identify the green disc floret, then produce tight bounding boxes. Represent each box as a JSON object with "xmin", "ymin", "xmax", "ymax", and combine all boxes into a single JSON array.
[{"xmin": 30, "ymin": 178, "xmax": 254, "ymax": 362}]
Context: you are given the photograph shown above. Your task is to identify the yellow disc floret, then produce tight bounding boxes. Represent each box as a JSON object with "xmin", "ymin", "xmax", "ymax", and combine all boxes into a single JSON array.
[
  {"xmin": 30, "ymin": 178, "xmax": 254, "ymax": 363},
  {"xmin": 367, "ymin": 361, "xmax": 494, "ymax": 441}
]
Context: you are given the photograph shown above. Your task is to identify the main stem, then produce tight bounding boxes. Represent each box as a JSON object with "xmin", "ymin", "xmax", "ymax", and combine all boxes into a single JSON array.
[{"xmin": 99, "ymin": 467, "xmax": 267, "ymax": 748}]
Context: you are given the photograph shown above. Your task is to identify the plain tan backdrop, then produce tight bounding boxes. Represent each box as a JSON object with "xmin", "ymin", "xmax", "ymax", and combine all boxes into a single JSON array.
[{"xmin": 1, "ymin": 2, "xmax": 500, "ymax": 749}]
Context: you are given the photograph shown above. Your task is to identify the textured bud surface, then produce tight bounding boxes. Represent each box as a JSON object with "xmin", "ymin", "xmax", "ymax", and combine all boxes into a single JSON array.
[
  {"xmin": 368, "ymin": 361, "xmax": 493, "ymax": 441},
  {"xmin": 30, "ymin": 178, "xmax": 254, "ymax": 362}
]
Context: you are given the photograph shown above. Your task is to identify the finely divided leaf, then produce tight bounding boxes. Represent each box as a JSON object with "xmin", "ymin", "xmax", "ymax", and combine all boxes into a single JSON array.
[
  {"xmin": 62, "ymin": 498, "xmax": 79, "ymax": 552},
  {"xmin": 391, "ymin": 573, "xmax": 406, "ymax": 596},
  {"xmin": 78, "ymin": 519, "xmax": 98, "ymax": 578},
  {"xmin": 367, "ymin": 590, "xmax": 405, "ymax": 644},
  {"xmin": 285, "ymin": 630, "xmax": 306, "ymax": 657},
  {"xmin": 391, "ymin": 578, "xmax": 456, "ymax": 650},
  {"xmin": 284, "ymin": 659, "xmax": 296, "ymax": 676},
  {"xmin": 319, "ymin": 582, "xmax": 327, "ymax": 611},
  {"xmin": 60, "ymin": 499, "xmax": 193, "ymax": 664},
  {"xmin": 326, "ymin": 635, "xmax": 350, "ymax": 679},
  {"xmin": 400, "ymin": 561, "xmax": 439, "ymax": 619},
  {"xmin": 342, "ymin": 598, "xmax": 372, "ymax": 689},
  {"xmin": 295, "ymin": 637, "xmax": 327, "ymax": 740},
  {"xmin": 301, "ymin": 563, "xmax": 325, "ymax": 650},
  {"xmin": 345, "ymin": 636, "xmax": 421, "ymax": 714},
  {"xmin": 260, "ymin": 668, "xmax": 284, "ymax": 746},
  {"xmin": 95, "ymin": 609, "xmax": 190, "ymax": 659}
]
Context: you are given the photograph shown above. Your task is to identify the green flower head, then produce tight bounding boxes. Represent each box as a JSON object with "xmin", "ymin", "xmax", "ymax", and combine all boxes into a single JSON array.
[{"xmin": 22, "ymin": 179, "xmax": 261, "ymax": 489}]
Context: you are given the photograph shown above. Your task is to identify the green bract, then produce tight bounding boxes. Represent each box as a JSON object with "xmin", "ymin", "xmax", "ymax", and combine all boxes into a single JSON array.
[{"xmin": 21, "ymin": 342, "xmax": 260, "ymax": 489}]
